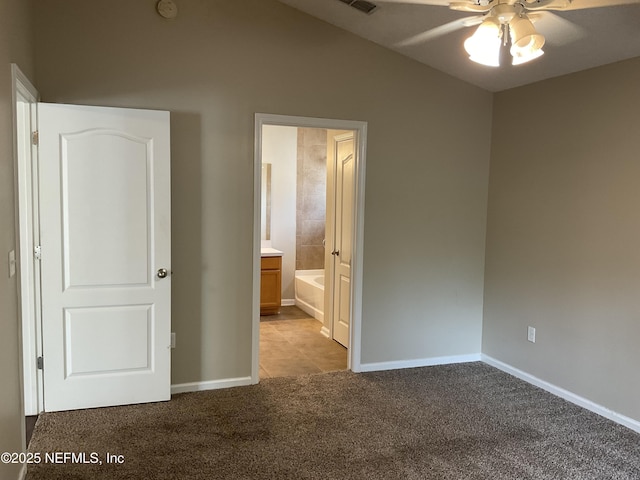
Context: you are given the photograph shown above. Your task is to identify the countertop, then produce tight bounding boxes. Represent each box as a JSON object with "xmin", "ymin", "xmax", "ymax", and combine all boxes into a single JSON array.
[{"xmin": 261, "ymin": 247, "xmax": 283, "ymax": 257}]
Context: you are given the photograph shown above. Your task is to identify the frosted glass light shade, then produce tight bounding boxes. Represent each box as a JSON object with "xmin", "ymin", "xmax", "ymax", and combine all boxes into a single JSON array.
[
  {"xmin": 509, "ymin": 15, "xmax": 545, "ymax": 64},
  {"xmin": 464, "ymin": 17, "xmax": 502, "ymax": 67}
]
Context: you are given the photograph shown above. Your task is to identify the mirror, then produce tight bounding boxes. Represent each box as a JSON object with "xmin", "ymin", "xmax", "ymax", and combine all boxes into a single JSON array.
[{"xmin": 261, "ymin": 163, "xmax": 271, "ymax": 241}]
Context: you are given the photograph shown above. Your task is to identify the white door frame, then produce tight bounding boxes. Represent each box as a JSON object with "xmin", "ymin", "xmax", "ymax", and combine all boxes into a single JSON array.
[
  {"xmin": 252, "ymin": 113, "xmax": 367, "ymax": 381},
  {"xmin": 12, "ymin": 64, "xmax": 42, "ymax": 420}
]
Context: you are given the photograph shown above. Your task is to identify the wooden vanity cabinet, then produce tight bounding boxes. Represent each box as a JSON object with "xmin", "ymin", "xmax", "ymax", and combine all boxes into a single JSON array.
[{"xmin": 260, "ymin": 255, "xmax": 282, "ymax": 315}]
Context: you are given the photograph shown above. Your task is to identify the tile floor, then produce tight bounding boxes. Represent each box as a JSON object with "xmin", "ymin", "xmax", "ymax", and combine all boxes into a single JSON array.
[{"xmin": 260, "ymin": 306, "xmax": 347, "ymax": 378}]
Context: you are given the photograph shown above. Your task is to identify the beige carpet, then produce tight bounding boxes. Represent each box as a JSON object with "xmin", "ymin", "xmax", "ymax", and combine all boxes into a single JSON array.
[{"xmin": 27, "ymin": 363, "xmax": 640, "ymax": 479}]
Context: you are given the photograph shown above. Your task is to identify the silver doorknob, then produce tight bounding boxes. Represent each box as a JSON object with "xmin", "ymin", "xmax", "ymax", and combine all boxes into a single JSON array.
[
  {"xmin": 331, "ymin": 250, "xmax": 340, "ymax": 256},
  {"xmin": 157, "ymin": 268, "xmax": 168, "ymax": 279}
]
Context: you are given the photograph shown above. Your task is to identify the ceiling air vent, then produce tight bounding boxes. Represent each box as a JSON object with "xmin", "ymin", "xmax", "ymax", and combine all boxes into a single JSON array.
[{"xmin": 338, "ymin": 0, "xmax": 378, "ymax": 15}]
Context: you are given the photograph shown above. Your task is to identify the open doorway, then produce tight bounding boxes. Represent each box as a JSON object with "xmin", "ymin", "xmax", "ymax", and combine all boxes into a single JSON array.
[
  {"xmin": 252, "ymin": 115, "xmax": 367, "ymax": 382},
  {"xmin": 14, "ymin": 66, "xmax": 173, "ymax": 422},
  {"xmin": 12, "ymin": 64, "xmax": 41, "ymax": 449},
  {"xmin": 258, "ymin": 127, "xmax": 348, "ymax": 377}
]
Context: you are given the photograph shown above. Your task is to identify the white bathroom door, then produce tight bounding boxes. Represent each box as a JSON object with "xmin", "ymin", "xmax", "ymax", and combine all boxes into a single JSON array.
[
  {"xmin": 38, "ymin": 103, "xmax": 171, "ymax": 412},
  {"xmin": 330, "ymin": 132, "xmax": 355, "ymax": 348}
]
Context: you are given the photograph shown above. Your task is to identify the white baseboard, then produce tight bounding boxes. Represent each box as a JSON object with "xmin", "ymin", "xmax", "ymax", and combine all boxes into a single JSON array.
[
  {"xmin": 481, "ymin": 354, "xmax": 640, "ymax": 434},
  {"xmin": 281, "ymin": 299, "xmax": 295, "ymax": 306},
  {"xmin": 359, "ymin": 353, "xmax": 481, "ymax": 373},
  {"xmin": 171, "ymin": 376, "xmax": 253, "ymax": 395},
  {"xmin": 320, "ymin": 326, "xmax": 330, "ymax": 338}
]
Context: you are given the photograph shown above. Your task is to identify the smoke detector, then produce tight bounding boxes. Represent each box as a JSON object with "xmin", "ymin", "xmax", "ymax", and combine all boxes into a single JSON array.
[{"xmin": 157, "ymin": 0, "xmax": 178, "ymax": 19}]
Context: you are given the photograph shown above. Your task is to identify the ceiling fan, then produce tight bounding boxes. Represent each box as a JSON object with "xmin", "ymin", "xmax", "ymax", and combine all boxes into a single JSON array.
[{"xmin": 376, "ymin": 0, "xmax": 638, "ymax": 67}]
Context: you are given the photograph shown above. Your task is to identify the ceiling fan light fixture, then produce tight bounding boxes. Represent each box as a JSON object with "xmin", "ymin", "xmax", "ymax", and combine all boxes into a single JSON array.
[
  {"xmin": 509, "ymin": 14, "xmax": 545, "ymax": 63},
  {"xmin": 464, "ymin": 17, "xmax": 502, "ymax": 67}
]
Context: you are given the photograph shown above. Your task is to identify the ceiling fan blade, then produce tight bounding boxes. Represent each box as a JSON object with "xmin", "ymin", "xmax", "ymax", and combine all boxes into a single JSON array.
[
  {"xmin": 524, "ymin": 0, "xmax": 640, "ymax": 10},
  {"xmin": 394, "ymin": 15, "xmax": 483, "ymax": 47},
  {"xmin": 529, "ymin": 11, "xmax": 586, "ymax": 45},
  {"xmin": 377, "ymin": 0, "xmax": 491, "ymax": 12},
  {"xmin": 375, "ymin": 0, "xmax": 451, "ymax": 5},
  {"xmin": 449, "ymin": 2, "xmax": 493, "ymax": 12}
]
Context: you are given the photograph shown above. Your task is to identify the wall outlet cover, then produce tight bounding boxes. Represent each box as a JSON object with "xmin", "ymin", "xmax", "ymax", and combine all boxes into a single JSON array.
[{"xmin": 527, "ymin": 326, "xmax": 536, "ymax": 343}]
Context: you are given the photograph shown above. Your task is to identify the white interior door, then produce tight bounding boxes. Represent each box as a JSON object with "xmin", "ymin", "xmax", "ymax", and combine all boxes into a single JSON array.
[
  {"xmin": 38, "ymin": 103, "xmax": 171, "ymax": 412},
  {"xmin": 330, "ymin": 132, "xmax": 355, "ymax": 347}
]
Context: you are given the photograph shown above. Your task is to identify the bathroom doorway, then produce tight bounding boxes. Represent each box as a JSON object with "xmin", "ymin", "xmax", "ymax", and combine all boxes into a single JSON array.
[{"xmin": 252, "ymin": 114, "xmax": 367, "ymax": 381}]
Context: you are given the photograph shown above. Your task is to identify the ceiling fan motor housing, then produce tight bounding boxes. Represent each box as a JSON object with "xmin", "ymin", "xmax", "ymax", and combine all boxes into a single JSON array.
[{"xmin": 491, "ymin": 4, "xmax": 522, "ymax": 24}]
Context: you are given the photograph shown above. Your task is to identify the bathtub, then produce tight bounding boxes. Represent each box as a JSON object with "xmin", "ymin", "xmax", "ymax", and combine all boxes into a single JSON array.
[{"xmin": 295, "ymin": 269, "xmax": 324, "ymax": 322}]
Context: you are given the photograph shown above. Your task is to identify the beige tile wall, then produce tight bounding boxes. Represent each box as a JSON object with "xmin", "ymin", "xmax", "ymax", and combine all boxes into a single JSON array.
[{"xmin": 296, "ymin": 128, "xmax": 327, "ymax": 270}]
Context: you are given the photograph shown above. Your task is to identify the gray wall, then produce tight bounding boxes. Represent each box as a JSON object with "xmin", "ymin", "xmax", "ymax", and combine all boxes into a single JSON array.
[
  {"xmin": 32, "ymin": 0, "xmax": 491, "ymax": 381},
  {"xmin": 0, "ymin": 0, "xmax": 34, "ymax": 477},
  {"xmin": 483, "ymin": 57, "xmax": 640, "ymax": 422}
]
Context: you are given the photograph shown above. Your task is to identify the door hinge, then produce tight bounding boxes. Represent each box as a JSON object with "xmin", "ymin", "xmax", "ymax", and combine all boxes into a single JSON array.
[
  {"xmin": 34, "ymin": 245, "xmax": 42, "ymax": 260},
  {"xmin": 32, "ymin": 130, "xmax": 39, "ymax": 146},
  {"xmin": 37, "ymin": 356, "xmax": 44, "ymax": 370}
]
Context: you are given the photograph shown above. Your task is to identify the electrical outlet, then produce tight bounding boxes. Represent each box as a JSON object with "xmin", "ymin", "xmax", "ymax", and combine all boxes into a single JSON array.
[
  {"xmin": 8, "ymin": 250, "xmax": 16, "ymax": 278},
  {"xmin": 171, "ymin": 332, "xmax": 176, "ymax": 348},
  {"xmin": 527, "ymin": 326, "xmax": 536, "ymax": 343}
]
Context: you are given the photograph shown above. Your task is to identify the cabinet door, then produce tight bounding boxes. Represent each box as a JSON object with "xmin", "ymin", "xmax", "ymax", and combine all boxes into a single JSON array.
[
  {"xmin": 260, "ymin": 269, "xmax": 281, "ymax": 310},
  {"xmin": 260, "ymin": 256, "xmax": 281, "ymax": 315}
]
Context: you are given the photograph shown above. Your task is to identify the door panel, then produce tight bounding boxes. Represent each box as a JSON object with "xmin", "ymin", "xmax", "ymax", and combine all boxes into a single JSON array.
[
  {"xmin": 338, "ymin": 153, "xmax": 354, "ymax": 265},
  {"xmin": 39, "ymin": 103, "xmax": 171, "ymax": 412},
  {"xmin": 64, "ymin": 305, "xmax": 152, "ymax": 376},
  {"xmin": 63, "ymin": 132, "xmax": 150, "ymax": 287},
  {"xmin": 337, "ymin": 275, "xmax": 350, "ymax": 333}
]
